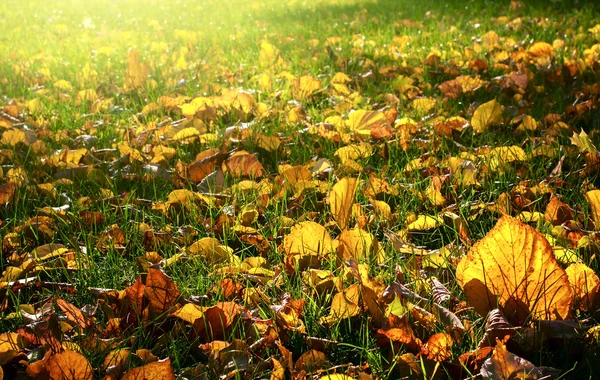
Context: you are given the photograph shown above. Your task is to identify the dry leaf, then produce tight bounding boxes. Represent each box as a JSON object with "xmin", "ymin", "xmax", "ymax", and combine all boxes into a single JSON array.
[
  {"xmin": 471, "ymin": 99, "xmax": 503, "ymax": 133},
  {"xmin": 329, "ymin": 177, "xmax": 358, "ymax": 230},
  {"xmin": 456, "ymin": 215, "xmax": 572, "ymax": 324},
  {"xmin": 121, "ymin": 358, "xmax": 176, "ymax": 380}
]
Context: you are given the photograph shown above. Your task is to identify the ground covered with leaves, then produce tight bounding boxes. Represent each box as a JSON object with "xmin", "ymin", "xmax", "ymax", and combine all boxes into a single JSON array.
[{"xmin": 2, "ymin": 0, "xmax": 600, "ymax": 378}]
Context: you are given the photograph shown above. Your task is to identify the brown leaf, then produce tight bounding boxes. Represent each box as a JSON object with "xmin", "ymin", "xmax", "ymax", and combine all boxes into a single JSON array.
[
  {"xmin": 430, "ymin": 278, "xmax": 451, "ymax": 305},
  {"xmin": 294, "ymin": 350, "xmax": 329, "ymax": 374},
  {"xmin": 194, "ymin": 302, "xmax": 244, "ymax": 341},
  {"xmin": 422, "ymin": 332, "xmax": 453, "ymax": 362},
  {"xmin": 224, "ymin": 151, "xmax": 265, "ymax": 178},
  {"xmin": 56, "ymin": 299, "xmax": 91, "ymax": 330},
  {"xmin": 478, "ymin": 309, "xmax": 517, "ymax": 349},
  {"xmin": 439, "ymin": 79, "xmax": 463, "ymax": 99},
  {"xmin": 187, "ymin": 148, "xmax": 228, "ymax": 183},
  {"xmin": 544, "ymin": 196, "xmax": 573, "ymax": 225},
  {"xmin": 0, "ymin": 182, "xmax": 15, "ymax": 205},
  {"xmin": 144, "ymin": 268, "xmax": 181, "ymax": 316},
  {"xmin": 125, "ymin": 275, "xmax": 146, "ymax": 316}
]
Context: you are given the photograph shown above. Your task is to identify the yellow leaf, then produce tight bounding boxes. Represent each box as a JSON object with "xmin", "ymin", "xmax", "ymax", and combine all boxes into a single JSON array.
[
  {"xmin": 259, "ymin": 41, "xmax": 286, "ymax": 69},
  {"xmin": 170, "ymin": 303, "xmax": 205, "ymax": 324},
  {"xmin": 172, "ymin": 127, "xmax": 200, "ymax": 142},
  {"xmin": 125, "ymin": 49, "xmax": 150, "ymax": 90},
  {"xmin": 283, "ymin": 221, "xmax": 334, "ymax": 258},
  {"xmin": 570, "ymin": 129, "xmax": 599, "ymax": 154},
  {"xmin": 585, "ymin": 190, "xmax": 600, "ymax": 228},
  {"xmin": 329, "ymin": 177, "xmax": 358, "ymax": 230},
  {"xmin": 345, "ymin": 110, "xmax": 390, "ymax": 137},
  {"xmin": 337, "ymin": 228, "xmax": 385, "ymax": 264},
  {"xmin": 334, "ymin": 143, "xmax": 372, "ymax": 163},
  {"xmin": 319, "ymin": 284, "xmax": 361, "ymax": 326},
  {"xmin": 456, "ymin": 215, "xmax": 572, "ymax": 324},
  {"xmin": 487, "ymin": 145, "xmax": 526, "ymax": 172},
  {"xmin": 292, "ymin": 75, "xmax": 321, "ymax": 100},
  {"xmin": 187, "ymin": 237, "xmax": 234, "ymax": 263},
  {"xmin": 566, "ymin": 263, "xmax": 600, "ymax": 311},
  {"xmin": 406, "ymin": 215, "xmax": 443, "ymax": 231},
  {"xmin": 471, "ymin": 99, "xmax": 503, "ymax": 133},
  {"xmin": 75, "ymin": 89, "xmax": 98, "ymax": 104},
  {"xmin": 411, "ymin": 98, "xmax": 436, "ymax": 115},
  {"xmin": 528, "ymin": 41, "xmax": 555, "ymax": 58},
  {"xmin": 319, "ymin": 375, "xmax": 354, "ymax": 380}
]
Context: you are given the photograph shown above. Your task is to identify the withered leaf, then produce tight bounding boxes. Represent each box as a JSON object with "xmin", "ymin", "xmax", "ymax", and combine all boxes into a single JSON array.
[
  {"xmin": 121, "ymin": 358, "xmax": 176, "ymax": 380},
  {"xmin": 144, "ymin": 268, "xmax": 182, "ymax": 316},
  {"xmin": 456, "ymin": 215, "xmax": 572, "ymax": 324}
]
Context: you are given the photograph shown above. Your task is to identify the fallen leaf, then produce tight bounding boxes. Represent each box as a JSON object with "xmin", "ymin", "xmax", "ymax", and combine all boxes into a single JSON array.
[
  {"xmin": 456, "ymin": 215, "xmax": 572, "ymax": 324},
  {"xmin": 471, "ymin": 99, "xmax": 503, "ymax": 133},
  {"xmin": 121, "ymin": 358, "xmax": 176, "ymax": 380},
  {"xmin": 329, "ymin": 177, "xmax": 358, "ymax": 230}
]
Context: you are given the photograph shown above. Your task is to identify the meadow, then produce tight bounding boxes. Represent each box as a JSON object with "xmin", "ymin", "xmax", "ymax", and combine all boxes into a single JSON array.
[{"xmin": 1, "ymin": 0, "xmax": 600, "ymax": 378}]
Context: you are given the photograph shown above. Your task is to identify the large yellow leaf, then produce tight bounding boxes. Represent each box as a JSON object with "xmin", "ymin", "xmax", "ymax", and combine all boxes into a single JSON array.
[
  {"xmin": 334, "ymin": 143, "xmax": 372, "ymax": 163},
  {"xmin": 456, "ymin": 215, "xmax": 572, "ymax": 324},
  {"xmin": 329, "ymin": 177, "xmax": 358, "ymax": 230},
  {"xmin": 471, "ymin": 99, "xmax": 503, "ymax": 133}
]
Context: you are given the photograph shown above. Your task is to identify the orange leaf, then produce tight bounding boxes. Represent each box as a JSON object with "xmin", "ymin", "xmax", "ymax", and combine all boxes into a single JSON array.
[
  {"xmin": 225, "ymin": 151, "xmax": 265, "ymax": 178},
  {"xmin": 46, "ymin": 349, "xmax": 93, "ymax": 380},
  {"xmin": 375, "ymin": 314, "xmax": 422, "ymax": 352},
  {"xmin": 0, "ymin": 182, "xmax": 15, "ymax": 204},
  {"xmin": 456, "ymin": 215, "xmax": 572, "ymax": 324},
  {"xmin": 480, "ymin": 339, "xmax": 559, "ymax": 379},
  {"xmin": 125, "ymin": 275, "xmax": 146, "ymax": 316},
  {"xmin": 144, "ymin": 268, "xmax": 181, "ymax": 316},
  {"xmin": 121, "ymin": 358, "xmax": 175, "ymax": 380},
  {"xmin": 544, "ymin": 196, "xmax": 573, "ymax": 225},
  {"xmin": 423, "ymin": 332, "xmax": 453, "ymax": 362},
  {"xmin": 56, "ymin": 299, "xmax": 90, "ymax": 330}
]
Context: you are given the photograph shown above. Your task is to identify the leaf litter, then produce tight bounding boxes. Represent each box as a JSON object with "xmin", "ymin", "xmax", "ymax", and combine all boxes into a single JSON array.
[{"xmin": 2, "ymin": 0, "xmax": 600, "ymax": 378}]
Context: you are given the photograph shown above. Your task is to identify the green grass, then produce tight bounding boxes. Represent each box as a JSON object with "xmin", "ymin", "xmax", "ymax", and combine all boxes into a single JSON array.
[{"xmin": 2, "ymin": 0, "xmax": 600, "ymax": 378}]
